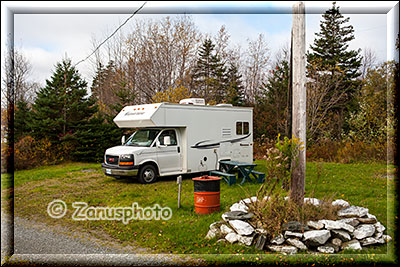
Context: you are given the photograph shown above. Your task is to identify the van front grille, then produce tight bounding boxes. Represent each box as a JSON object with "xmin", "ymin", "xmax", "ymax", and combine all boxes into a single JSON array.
[{"xmin": 105, "ymin": 155, "xmax": 119, "ymax": 165}]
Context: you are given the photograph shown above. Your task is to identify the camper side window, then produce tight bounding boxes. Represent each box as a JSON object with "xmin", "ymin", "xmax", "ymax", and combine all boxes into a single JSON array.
[
  {"xmin": 236, "ymin": 121, "xmax": 249, "ymax": 135},
  {"xmin": 236, "ymin": 122, "xmax": 242, "ymax": 135},
  {"xmin": 243, "ymin": 122, "xmax": 249, "ymax": 134}
]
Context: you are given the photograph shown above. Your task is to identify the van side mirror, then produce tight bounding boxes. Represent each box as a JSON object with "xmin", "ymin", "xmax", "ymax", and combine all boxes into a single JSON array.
[
  {"xmin": 156, "ymin": 139, "xmax": 162, "ymax": 148},
  {"xmin": 164, "ymin": 136, "xmax": 171, "ymax": 146},
  {"xmin": 121, "ymin": 135, "xmax": 126, "ymax": 145}
]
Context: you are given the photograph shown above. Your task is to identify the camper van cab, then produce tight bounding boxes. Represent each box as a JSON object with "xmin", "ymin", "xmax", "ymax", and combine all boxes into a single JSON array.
[{"xmin": 101, "ymin": 98, "xmax": 253, "ymax": 184}]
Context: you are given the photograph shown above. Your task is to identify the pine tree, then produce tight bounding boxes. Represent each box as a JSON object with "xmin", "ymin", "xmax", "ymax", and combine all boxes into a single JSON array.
[
  {"xmin": 225, "ymin": 63, "xmax": 245, "ymax": 106},
  {"xmin": 213, "ymin": 57, "xmax": 228, "ymax": 104},
  {"xmin": 307, "ymin": 1, "xmax": 362, "ymax": 139},
  {"xmin": 308, "ymin": 2, "xmax": 362, "ymax": 79},
  {"xmin": 14, "ymin": 100, "xmax": 32, "ymax": 141},
  {"xmin": 262, "ymin": 59, "xmax": 290, "ymax": 138},
  {"xmin": 192, "ymin": 38, "xmax": 227, "ymax": 103},
  {"xmin": 71, "ymin": 113, "xmax": 123, "ymax": 162},
  {"xmin": 30, "ymin": 58, "xmax": 96, "ymax": 144}
]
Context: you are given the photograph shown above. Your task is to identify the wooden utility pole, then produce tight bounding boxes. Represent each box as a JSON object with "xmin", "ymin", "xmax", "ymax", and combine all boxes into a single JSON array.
[{"xmin": 290, "ymin": 1, "xmax": 306, "ymax": 206}]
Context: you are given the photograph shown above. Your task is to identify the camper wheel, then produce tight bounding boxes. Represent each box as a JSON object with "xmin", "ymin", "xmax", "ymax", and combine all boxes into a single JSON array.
[{"xmin": 138, "ymin": 164, "xmax": 158, "ymax": 184}]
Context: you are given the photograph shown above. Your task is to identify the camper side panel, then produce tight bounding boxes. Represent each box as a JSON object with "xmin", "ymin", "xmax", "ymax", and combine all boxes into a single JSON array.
[{"xmin": 159, "ymin": 105, "xmax": 253, "ymax": 174}]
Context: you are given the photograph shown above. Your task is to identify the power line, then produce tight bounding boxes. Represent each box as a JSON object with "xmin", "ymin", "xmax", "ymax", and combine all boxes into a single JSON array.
[{"xmin": 74, "ymin": 2, "xmax": 147, "ymax": 67}]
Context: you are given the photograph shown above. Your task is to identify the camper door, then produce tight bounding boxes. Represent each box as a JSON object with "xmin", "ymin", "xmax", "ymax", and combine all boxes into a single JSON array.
[{"xmin": 156, "ymin": 129, "xmax": 182, "ymax": 174}]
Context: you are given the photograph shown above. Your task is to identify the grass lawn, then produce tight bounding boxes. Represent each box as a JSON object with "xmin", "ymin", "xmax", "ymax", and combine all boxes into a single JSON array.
[{"xmin": 2, "ymin": 160, "xmax": 397, "ymax": 265}]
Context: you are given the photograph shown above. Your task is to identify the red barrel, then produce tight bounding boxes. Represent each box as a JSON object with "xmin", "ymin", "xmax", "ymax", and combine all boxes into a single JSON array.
[{"xmin": 192, "ymin": 175, "xmax": 221, "ymax": 214}]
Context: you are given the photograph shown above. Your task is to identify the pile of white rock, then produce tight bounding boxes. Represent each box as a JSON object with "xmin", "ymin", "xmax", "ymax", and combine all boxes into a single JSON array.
[{"xmin": 205, "ymin": 197, "xmax": 392, "ymax": 254}]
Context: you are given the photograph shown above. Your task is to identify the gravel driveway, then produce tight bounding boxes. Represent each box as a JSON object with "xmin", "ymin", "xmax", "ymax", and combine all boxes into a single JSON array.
[{"xmin": 1, "ymin": 213, "xmax": 204, "ymax": 266}]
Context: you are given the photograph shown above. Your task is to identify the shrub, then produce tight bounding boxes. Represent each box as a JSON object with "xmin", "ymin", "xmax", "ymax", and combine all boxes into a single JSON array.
[
  {"xmin": 307, "ymin": 139, "xmax": 387, "ymax": 163},
  {"xmin": 253, "ymin": 135, "xmax": 274, "ymax": 160},
  {"xmin": 306, "ymin": 138, "xmax": 341, "ymax": 162},
  {"xmin": 247, "ymin": 191, "xmax": 340, "ymax": 238},
  {"xmin": 335, "ymin": 140, "xmax": 387, "ymax": 163},
  {"xmin": 247, "ymin": 134, "xmax": 339, "ymax": 238},
  {"xmin": 14, "ymin": 136, "xmax": 73, "ymax": 170}
]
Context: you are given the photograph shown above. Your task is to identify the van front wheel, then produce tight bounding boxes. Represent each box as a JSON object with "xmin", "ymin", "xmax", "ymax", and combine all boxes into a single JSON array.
[{"xmin": 138, "ymin": 164, "xmax": 157, "ymax": 184}]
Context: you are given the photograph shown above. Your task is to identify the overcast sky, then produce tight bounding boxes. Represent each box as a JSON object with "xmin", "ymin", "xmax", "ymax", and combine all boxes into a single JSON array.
[{"xmin": 2, "ymin": 1, "xmax": 399, "ymax": 87}]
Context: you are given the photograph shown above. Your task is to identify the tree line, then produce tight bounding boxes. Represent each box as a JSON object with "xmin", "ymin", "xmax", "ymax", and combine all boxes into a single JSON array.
[{"xmin": 1, "ymin": 2, "xmax": 397, "ymax": 171}]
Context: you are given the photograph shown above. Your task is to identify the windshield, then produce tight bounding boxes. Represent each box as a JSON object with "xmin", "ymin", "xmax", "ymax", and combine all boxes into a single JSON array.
[{"xmin": 124, "ymin": 129, "xmax": 160, "ymax": 147}]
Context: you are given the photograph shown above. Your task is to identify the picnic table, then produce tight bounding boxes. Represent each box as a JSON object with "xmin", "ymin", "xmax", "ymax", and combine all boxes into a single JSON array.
[{"xmin": 210, "ymin": 160, "xmax": 265, "ymax": 185}]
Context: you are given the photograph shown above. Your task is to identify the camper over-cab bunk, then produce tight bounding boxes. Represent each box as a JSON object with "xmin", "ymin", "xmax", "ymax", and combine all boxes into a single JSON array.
[{"xmin": 101, "ymin": 98, "xmax": 253, "ymax": 184}]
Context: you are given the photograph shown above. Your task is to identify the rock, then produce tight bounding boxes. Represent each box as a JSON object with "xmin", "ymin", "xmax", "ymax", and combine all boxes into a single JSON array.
[
  {"xmin": 282, "ymin": 221, "xmax": 309, "ymax": 232},
  {"xmin": 268, "ymin": 245, "xmax": 298, "ymax": 255},
  {"xmin": 304, "ymin": 197, "xmax": 321, "ymax": 206},
  {"xmin": 271, "ymin": 234, "xmax": 285, "ymax": 245},
  {"xmin": 222, "ymin": 210, "xmax": 254, "ymax": 221},
  {"xmin": 307, "ymin": 220, "xmax": 324, "ymax": 230},
  {"xmin": 205, "ymin": 228, "xmax": 219, "ymax": 239},
  {"xmin": 210, "ymin": 221, "xmax": 224, "ymax": 231},
  {"xmin": 332, "ymin": 199, "xmax": 350, "ymax": 208},
  {"xmin": 220, "ymin": 224, "xmax": 234, "ymax": 235},
  {"xmin": 331, "ymin": 238, "xmax": 342, "ymax": 247},
  {"xmin": 358, "ymin": 213, "xmax": 377, "ymax": 224},
  {"xmin": 216, "ymin": 238, "xmax": 226, "ymax": 243},
  {"xmin": 374, "ymin": 222, "xmax": 386, "ymax": 233},
  {"xmin": 286, "ymin": 238, "xmax": 308, "ymax": 250},
  {"xmin": 284, "ymin": 231, "xmax": 303, "ymax": 239},
  {"xmin": 225, "ymin": 232, "xmax": 239, "ymax": 243},
  {"xmin": 337, "ymin": 218, "xmax": 360, "ymax": 227},
  {"xmin": 255, "ymin": 228, "xmax": 268, "ymax": 235},
  {"xmin": 319, "ymin": 219, "xmax": 354, "ymax": 233},
  {"xmin": 317, "ymin": 245, "xmax": 335, "ymax": 254},
  {"xmin": 239, "ymin": 196, "xmax": 258, "ymax": 205},
  {"xmin": 342, "ymin": 240, "xmax": 362, "ymax": 251},
  {"xmin": 382, "ymin": 235, "xmax": 392, "ymax": 243},
  {"xmin": 375, "ymin": 231, "xmax": 383, "ymax": 239},
  {"xmin": 303, "ymin": 230, "xmax": 331, "ymax": 246},
  {"xmin": 360, "ymin": 237, "xmax": 378, "ymax": 246},
  {"xmin": 330, "ymin": 238, "xmax": 342, "ymax": 252},
  {"xmin": 353, "ymin": 224, "xmax": 375, "ymax": 240},
  {"xmin": 376, "ymin": 237, "xmax": 386, "ymax": 244},
  {"xmin": 331, "ymin": 229, "xmax": 352, "ymax": 242},
  {"xmin": 238, "ymin": 235, "xmax": 254, "ymax": 246},
  {"xmin": 228, "ymin": 220, "xmax": 254, "ymax": 236},
  {"xmin": 255, "ymin": 235, "xmax": 268, "ymax": 250},
  {"xmin": 338, "ymin": 206, "xmax": 369, "ymax": 218},
  {"xmin": 229, "ymin": 202, "xmax": 248, "ymax": 213},
  {"xmin": 263, "ymin": 196, "xmax": 271, "ymax": 201}
]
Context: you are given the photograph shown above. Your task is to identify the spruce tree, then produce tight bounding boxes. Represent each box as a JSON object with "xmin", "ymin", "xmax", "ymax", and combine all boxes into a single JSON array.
[
  {"xmin": 308, "ymin": 2, "xmax": 362, "ymax": 79},
  {"xmin": 226, "ymin": 63, "xmax": 245, "ymax": 106},
  {"xmin": 71, "ymin": 112, "xmax": 123, "ymax": 162},
  {"xmin": 14, "ymin": 100, "xmax": 32, "ymax": 141},
  {"xmin": 192, "ymin": 38, "xmax": 227, "ymax": 103},
  {"xmin": 307, "ymin": 1, "xmax": 362, "ymax": 138},
  {"xmin": 213, "ymin": 57, "xmax": 228, "ymax": 104},
  {"xmin": 30, "ymin": 58, "xmax": 96, "ymax": 144},
  {"xmin": 262, "ymin": 59, "xmax": 290, "ymax": 138}
]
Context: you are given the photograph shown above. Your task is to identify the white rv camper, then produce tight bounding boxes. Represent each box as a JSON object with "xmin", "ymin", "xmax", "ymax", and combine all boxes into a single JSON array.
[{"xmin": 101, "ymin": 98, "xmax": 253, "ymax": 183}]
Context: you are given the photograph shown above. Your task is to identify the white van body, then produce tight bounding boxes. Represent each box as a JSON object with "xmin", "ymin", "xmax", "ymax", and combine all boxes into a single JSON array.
[{"xmin": 101, "ymin": 100, "xmax": 253, "ymax": 182}]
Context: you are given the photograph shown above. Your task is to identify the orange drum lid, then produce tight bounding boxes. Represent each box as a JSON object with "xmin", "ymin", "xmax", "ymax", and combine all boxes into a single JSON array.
[{"xmin": 192, "ymin": 175, "xmax": 222, "ymax": 181}]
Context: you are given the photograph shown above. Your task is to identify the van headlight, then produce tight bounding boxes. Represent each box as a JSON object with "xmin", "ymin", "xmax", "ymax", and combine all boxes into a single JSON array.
[{"xmin": 119, "ymin": 154, "xmax": 134, "ymax": 165}]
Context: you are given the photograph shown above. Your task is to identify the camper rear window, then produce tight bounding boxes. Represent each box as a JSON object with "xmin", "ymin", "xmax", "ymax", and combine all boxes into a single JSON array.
[{"xmin": 236, "ymin": 121, "xmax": 249, "ymax": 135}]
